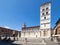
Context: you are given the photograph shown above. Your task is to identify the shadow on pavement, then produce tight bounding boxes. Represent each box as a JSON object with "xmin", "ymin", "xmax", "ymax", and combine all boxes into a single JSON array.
[{"xmin": 0, "ymin": 38, "xmax": 22, "ymax": 45}]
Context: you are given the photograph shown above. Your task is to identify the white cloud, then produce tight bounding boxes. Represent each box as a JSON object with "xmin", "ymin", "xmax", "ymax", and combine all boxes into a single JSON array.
[{"xmin": 4, "ymin": 26, "xmax": 10, "ymax": 29}]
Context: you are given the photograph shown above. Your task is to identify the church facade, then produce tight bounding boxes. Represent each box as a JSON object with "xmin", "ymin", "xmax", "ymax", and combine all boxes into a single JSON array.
[{"xmin": 21, "ymin": 2, "xmax": 51, "ymax": 38}]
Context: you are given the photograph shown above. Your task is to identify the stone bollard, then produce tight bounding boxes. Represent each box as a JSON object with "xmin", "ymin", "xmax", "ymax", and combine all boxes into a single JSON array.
[
  {"xmin": 54, "ymin": 37, "xmax": 57, "ymax": 42},
  {"xmin": 42, "ymin": 38, "xmax": 46, "ymax": 45}
]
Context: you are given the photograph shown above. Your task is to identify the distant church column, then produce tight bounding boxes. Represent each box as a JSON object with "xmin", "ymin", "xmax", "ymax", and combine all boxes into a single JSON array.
[
  {"xmin": 40, "ymin": 31, "xmax": 41, "ymax": 37},
  {"xmin": 41, "ymin": 30, "xmax": 44, "ymax": 38},
  {"xmin": 17, "ymin": 32, "xmax": 19, "ymax": 40}
]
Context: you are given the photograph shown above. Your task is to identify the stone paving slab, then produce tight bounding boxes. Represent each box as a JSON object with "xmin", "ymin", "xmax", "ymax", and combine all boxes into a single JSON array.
[{"xmin": 13, "ymin": 40, "xmax": 60, "ymax": 45}]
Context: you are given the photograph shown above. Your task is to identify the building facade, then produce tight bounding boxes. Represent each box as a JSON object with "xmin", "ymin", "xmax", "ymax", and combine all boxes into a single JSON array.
[
  {"xmin": 52, "ymin": 19, "xmax": 60, "ymax": 41},
  {"xmin": 0, "ymin": 27, "xmax": 20, "ymax": 40},
  {"xmin": 21, "ymin": 2, "xmax": 51, "ymax": 38},
  {"xmin": 40, "ymin": 2, "xmax": 51, "ymax": 38},
  {"xmin": 21, "ymin": 24, "xmax": 40, "ymax": 38}
]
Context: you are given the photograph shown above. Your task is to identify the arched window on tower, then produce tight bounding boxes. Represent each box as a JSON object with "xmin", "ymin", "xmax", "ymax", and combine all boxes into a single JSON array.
[
  {"xmin": 42, "ymin": 13, "xmax": 44, "ymax": 16},
  {"xmin": 44, "ymin": 17, "xmax": 46, "ymax": 19},
  {"xmin": 46, "ymin": 12, "xmax": 49, "ymax": 15},
  {"xmin": 42, "ymin": 9, "xmax": 45, "ymax": 11},
  {"xmin": 46, "ymin": 7, "xmax": 49, "ymax": 10}
]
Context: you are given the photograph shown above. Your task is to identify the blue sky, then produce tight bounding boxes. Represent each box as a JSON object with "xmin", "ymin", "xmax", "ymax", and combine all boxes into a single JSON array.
[{"xmin": 0, "ymin": 0, "xmax": 60, "ymax": 30}]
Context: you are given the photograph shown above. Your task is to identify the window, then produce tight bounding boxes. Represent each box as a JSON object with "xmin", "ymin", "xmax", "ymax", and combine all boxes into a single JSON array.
[
  {"xmin": 41, "ymin": 24, "xmax": 43, "ymax": 25},
  {"xmin": 46, "ymin": 12, "xmax": 48, "ymax": 15},
  {"xmin": 42, "ymin": 13, "xmax": 44, "ymax": 16},
  {"xmin": 46, "ymin": 7, "xmax": 48, "ymax": 10},
  {"xmin": 32, "ymin": 28, "xmax": 33, "ymax": 30},
  {"xmin": 2, "ymin": 30, "xmax": 4, "ymax": 32},
  {"xmin": 42, "ymin": 9, "xmax": 45, "ymax": 11},
  {"xmin": 44, "ymin": 17, "xmax": 46, "ymax": 19},
  {"xmin": 24, "ymin": 32, "xmax": 25, "ymax": 36},
  {"xmin": 44, "ymin": 31, "xmax": 46, "ymax": 36},
  {"xmin": 44, "ymin": 24, "xmax": 46, "ymax": 27}
]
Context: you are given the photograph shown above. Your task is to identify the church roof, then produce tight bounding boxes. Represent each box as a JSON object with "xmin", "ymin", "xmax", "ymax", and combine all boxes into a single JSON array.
[
  {"xmin": 40, "ymin": 2, "xmax": 51, "ymax": 6},
  {"xmin": 26, "ymin": 26, "xmax": 40, "ymax": 28},
  {"xmin": 53, "ymin": 18, "xmax": 60, "ymax": 30},
  {"xmin": 22, "ymin": 26, "xmax": 40, "ymax": 30},
  {"xmin": 0, "ymin": 27, "xmax": 18, "ymax": 32},
  {"xmin": 56, "ymin": 18, "xmax": 60, "ymax": 25}
]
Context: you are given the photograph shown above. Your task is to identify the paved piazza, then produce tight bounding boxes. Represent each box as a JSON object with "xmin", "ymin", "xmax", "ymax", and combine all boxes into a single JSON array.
[
  {"xmin": 13, "ymin": 41, "xmax": 60, "ymax": 45},
  {"xmin": 13, "ymin": 38, "xmax": 60, "ymax": 45}
]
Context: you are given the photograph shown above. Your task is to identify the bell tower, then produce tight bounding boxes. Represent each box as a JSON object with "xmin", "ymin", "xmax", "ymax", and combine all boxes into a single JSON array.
[
  {"xmin": 40, "ymin": 2, "xmax": 51, "ymax": 38},
  {"xmin": 22, "ymin": 23, "xmax": 26, "ymax": 30}
]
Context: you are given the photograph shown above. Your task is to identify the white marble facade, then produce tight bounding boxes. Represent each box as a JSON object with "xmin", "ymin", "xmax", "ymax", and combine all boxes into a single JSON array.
[
  {"xmin": 21, "ymin": 2, "xmax": 51, "ymax": 38},
  {"xmin": 40, "ymin": 2, "xmax": 51, "ymax": 38}
]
